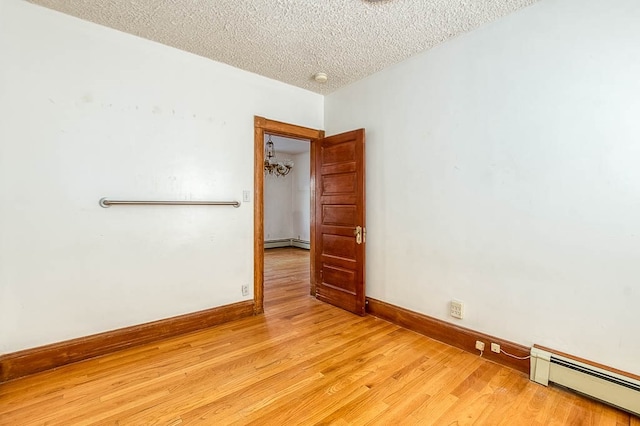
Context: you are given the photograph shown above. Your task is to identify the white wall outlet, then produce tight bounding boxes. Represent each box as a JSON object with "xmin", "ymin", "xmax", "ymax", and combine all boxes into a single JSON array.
[
  {"xmin": 241, "ymin": 285, "xmax": 249, "ymax": 296},
  {"xmin": 475, "ymin": 340, "xmax": 485, "ymax": 352},
  {"xmin": 491, "ymin": 343, "xmax": 501, "ymax": 353},
  {"xmin": 243, "ymin": 190, "xmax": 251, "ymax": 203},
  {"xmin": 450, "ymin": 300, "xmax": 464, "ymax": 319}
]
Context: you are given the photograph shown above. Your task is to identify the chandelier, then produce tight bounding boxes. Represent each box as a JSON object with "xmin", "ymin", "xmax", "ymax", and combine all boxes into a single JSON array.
[{"xmin": 264, "ymin": 135, "xmax": 293, "ymax": 177}]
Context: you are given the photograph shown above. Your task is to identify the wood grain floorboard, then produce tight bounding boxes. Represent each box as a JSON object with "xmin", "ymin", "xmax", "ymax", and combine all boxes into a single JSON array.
[{"xmin": 0, "ymin": 247, "xmax": 635, "ymax": 425}]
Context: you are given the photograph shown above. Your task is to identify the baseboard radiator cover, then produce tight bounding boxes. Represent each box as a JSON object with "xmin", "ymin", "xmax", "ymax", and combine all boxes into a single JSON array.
[
  {"xmin": 264, "ymin": 239, "xmax": 310, "ymax": 250},
  {"xmin": 530, "ymin": 347, "xmax": 640, "ymax": 416}
]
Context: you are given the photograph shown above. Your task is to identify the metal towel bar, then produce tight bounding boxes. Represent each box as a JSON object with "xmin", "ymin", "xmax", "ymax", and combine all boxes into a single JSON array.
[{"xmin": 99, "ymin": 198, "xmax": 241, "ymax": 208}]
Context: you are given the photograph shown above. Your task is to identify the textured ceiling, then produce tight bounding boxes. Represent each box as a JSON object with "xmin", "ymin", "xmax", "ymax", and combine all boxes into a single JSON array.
[{"xmin": 28, "ymin": 0, "xmax": 538, "ymax": 94}]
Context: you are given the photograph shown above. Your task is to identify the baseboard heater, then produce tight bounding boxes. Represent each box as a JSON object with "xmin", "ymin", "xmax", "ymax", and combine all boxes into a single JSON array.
[
  {"xmin": 530, "ymin": 346, "xmax": 640, "ymax": 416},
  {"xmin": 264, "ymin": 239, "xmax": 310, "ymax": 250}
]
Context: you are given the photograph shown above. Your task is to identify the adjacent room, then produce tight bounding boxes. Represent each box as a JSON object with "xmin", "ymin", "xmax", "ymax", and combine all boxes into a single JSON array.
[{"xmin": 1, "ymin": 0, "xmax": 639, "ymax": 423}]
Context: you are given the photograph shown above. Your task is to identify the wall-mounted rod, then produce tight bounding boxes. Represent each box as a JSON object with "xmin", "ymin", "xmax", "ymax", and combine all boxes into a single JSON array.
[{"xmin": 99, "ymin": 198, "xmax": 241, "ymax": 208}]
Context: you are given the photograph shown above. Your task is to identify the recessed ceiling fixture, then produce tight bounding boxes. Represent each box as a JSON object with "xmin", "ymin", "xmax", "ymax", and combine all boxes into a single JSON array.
[
  {"xmin": 264, "ymin": 135, "xmax": 293, "ymax": 177},
  {"xmin": 313, "ymin": 72, "xmax": 328, "ymax": 83}
]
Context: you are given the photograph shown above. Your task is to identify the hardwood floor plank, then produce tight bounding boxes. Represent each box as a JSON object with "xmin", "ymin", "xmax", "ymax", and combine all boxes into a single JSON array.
[{"xmin": 0, "ymin": 248, "xmax": 633, "ymax": 425}]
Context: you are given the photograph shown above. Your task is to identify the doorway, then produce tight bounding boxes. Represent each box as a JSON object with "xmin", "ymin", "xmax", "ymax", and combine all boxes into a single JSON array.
[
  {"xmin": 253, "ymin": 117, "xmax": 324, "ymax": 314},
  {"xmin": 263, "ymin": 134, "xmax": 311, "ymax": 251}
]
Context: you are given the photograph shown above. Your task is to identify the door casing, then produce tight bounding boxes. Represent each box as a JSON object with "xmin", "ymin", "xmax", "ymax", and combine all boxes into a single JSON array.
[{"xmin": 253, "ymin": 116, "xmax": 324, "ymax": 314}]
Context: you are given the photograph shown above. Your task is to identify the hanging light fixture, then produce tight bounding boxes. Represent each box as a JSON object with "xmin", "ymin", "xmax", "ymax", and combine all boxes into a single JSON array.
[{"xmin": 264, "ymin": 135, "xmax": 293, "ymax": 177}]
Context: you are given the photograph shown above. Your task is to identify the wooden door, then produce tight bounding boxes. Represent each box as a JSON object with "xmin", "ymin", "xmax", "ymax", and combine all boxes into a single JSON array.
[{"xmin": 314, "ymin": 129, "xmax": 366, "ymax": 316}]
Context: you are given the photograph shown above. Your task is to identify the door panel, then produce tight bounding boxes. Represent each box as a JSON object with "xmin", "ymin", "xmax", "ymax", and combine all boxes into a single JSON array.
[
  {"xmin": 322, "ymin": 143, "xmax": 356, "ymax": 163},
  {"xmin": 322, "ymin": 205, "xmax": 357, "ymax": 227},
  {"xmin": 322, "ymin": 234, "xmax": 357, "ymax": 260},
  {"xmin": 314, "ymin": 129, "xmax": 366, "ymax": 316},
  {"xmin": 322, "ymin": 266, "xmax": 357, "ymax": 293},
  {"xmin": 323, "ymin": 173, "xmax": 357, "ymax": 194}
]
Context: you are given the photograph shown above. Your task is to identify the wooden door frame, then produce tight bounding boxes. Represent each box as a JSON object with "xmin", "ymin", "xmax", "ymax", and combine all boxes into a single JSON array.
[{"xmin": 253, "ymin": 116, "xmax": 325, "ymax": 314}]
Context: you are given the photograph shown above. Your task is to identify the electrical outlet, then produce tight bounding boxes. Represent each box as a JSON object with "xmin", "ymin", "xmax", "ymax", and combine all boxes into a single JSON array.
[
  {"xmin": 241, "ymin": 285, "xmax": 249, "ymax": 296},
  {"xmin": 450, "ymin": 300, "xmax": 464, "ymax": 319},
  {"xmin": 491, "ymin": 343, "xmax": 501, "ymax": 353},
  {"xmin": 475, "ymin": 341, "xmax": 485, "ymax": 352}
]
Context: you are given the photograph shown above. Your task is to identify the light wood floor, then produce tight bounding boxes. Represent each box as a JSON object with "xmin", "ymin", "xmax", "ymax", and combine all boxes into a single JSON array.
[{"xmin": 1, "ymin": 248, "xmax": 636, "ymax": 425}]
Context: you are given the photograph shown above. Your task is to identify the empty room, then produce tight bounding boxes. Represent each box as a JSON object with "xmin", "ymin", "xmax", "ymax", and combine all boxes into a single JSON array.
[{"xmin": 1, "ymin": 0, "xmax": 639, "ymax": 424}]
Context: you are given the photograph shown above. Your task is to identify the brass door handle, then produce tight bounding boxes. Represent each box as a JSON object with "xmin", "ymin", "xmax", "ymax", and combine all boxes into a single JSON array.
[{"xmin": 354, "ymin": 226, "xmax": 362, "ymax": 244}]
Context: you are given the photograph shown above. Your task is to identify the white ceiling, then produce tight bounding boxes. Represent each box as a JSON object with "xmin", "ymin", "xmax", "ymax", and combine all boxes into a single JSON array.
[
  {"xmin": 28, "ymin": 0, "xmax": 538, "ymax": 94},
  {"xmin": 265, "ymin": 134, "xmax": 310, "ymax": 155}
]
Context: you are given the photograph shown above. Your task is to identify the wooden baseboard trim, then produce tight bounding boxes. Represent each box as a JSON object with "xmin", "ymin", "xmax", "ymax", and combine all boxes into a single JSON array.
[
  {"xmin": 366, "ymin": 298, "xmax": 530, "ymax": 374},
  {"xmin": 0, "ymin": 300, "xmax": 255, "ymax": 383}
]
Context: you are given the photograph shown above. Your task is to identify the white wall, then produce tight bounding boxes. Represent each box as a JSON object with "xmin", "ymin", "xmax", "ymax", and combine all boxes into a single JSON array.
[
  {"xmin": 264, "ymin": 150, "xmax": 311, "ymax": 242},
  {"xmin": 292, "ymin": 151, "xmax": 311, "ymax": 242},
  {"xmin": 325, "ymin": 0, "xmax": 640, "ymax": 374},
  {"xmin": 264, "ymin": 165, "xmax": 294, "ymax": 241},
  {"xmin": 0, "ymin": 0, "xmax": 322, "ymax": 354}
]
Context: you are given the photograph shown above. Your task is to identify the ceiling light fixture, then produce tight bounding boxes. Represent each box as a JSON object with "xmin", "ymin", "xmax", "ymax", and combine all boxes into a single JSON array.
[
  {"xmin": 264, "ymin": 135, "xmax": 293, "ymax": 177},
  {"xmin": 313, "ymin": 72, "xmax": 328, "ymax": 83}
]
